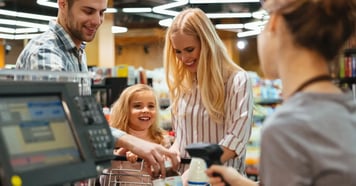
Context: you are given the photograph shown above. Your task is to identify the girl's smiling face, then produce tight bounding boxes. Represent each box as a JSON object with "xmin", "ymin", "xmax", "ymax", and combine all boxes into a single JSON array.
[{"xmin": 128, "ymin": 90, "xmax": 157, "ymax": 131}]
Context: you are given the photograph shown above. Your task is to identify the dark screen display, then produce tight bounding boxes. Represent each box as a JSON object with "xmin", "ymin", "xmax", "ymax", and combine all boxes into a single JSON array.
[{"xmin": 0, "ymin": 95, "xmax": 81, "ymax": 172}]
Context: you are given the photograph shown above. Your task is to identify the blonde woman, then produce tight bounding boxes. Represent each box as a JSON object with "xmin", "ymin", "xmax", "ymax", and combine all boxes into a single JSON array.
[{"xmin": 163, "ymin": 7, "xmax": 254, "ymax": 183}]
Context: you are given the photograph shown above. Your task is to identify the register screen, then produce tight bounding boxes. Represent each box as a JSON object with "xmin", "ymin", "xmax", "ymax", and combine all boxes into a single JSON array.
[{"xmin": 0, "ymin": 95, "xmax": 81, "ymax": 172}]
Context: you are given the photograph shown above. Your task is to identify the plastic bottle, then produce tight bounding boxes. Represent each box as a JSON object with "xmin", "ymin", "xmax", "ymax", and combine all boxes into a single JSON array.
[{"xmin": 187, "ymin": 158, "xmax": 209, "ymax": 186}]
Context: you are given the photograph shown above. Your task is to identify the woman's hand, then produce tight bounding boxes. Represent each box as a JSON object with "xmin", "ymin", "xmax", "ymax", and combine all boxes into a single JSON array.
[{"xmin": 206, "ymin": 165, "xmax": 257, "ymax": 186}]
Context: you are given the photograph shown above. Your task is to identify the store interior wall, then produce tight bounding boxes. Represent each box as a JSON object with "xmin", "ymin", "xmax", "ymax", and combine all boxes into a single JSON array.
[
  {"xmin": 2, "ymin": 31, "xmax": 262, "ymax": 76},
  {"xmin": 0, "ymin": 39, "xmax": 4, "ymax": 67},
  {"xmin": 239, "ymin": 37, "xmax": 263, "ymax": 76},
  {"xmin": 3, "ymin": 39, "xmax": 24, "ymax": 66}
]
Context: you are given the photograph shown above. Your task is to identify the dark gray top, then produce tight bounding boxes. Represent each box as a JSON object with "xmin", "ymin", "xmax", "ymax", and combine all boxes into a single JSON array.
[{"xmin": 260, "ymin": 92, "xmax": 356, "ymax": 186}]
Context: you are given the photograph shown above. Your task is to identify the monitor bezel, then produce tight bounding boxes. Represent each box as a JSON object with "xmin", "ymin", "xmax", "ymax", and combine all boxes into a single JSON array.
[{"xmin": 0, "ymin": 81, "xmax": 100, "ymax": 186}]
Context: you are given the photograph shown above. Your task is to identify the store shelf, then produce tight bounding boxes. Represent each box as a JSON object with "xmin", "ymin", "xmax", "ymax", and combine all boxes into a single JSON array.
[
  {"xmin": 335, "ymin": 77, "xmax": 356, "ymax": 90},
  {"xmin": 254, "ymin": 98, "xmax": 283, "ymax": 105},
  {"xmin": 159, "ymin": 98, "xmax": 170, "ymax": 109},
  {"xmin": 253, "ymin": 115, "xmax": 265, "ymax": 123},
  {"xmin": 344, "ymin": 48, "xmax": 356, "ymax": 56},
  {"xmin": 338, "ymin": 77, "xmax": 356, "ymax": 84}
]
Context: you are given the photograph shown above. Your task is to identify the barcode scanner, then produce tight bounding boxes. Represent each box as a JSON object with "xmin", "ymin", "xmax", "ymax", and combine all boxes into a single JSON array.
[{"xmin": 186, "ymin": 143, "xmax": 230, "ymax": 186}]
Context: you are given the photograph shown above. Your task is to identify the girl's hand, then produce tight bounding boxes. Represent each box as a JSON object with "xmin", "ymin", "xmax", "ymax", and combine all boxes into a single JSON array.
[
  {"xmin": 126, "ymin": 151, "xmax": 138, "ymax": 163},
  {"xmin": 114, "ymin": 147, "xmax": 128, "ymax": 156}
]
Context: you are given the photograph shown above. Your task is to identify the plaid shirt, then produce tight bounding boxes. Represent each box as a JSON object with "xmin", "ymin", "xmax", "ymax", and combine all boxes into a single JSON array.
[
  {"xmin": 15, "ymin": 20, "xmax": 92, "ymax": 95},
  {"xmin": 16, "ymin": 20, "xmax": 88, "ymax": 73}
]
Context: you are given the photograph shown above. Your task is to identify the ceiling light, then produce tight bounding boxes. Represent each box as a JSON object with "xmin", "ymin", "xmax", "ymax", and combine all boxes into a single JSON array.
[
  {"xmin": 14, "ymin": 34, "xmax": 41, "ymax": 40},
  {"xmin": 215, "ymin": 24, "xmax": 244, "ymax": 29},
  {"xmin": 0, "ymin": 33, "xmax": 15, "ymax": 40},
  {"xmin": 237, "ymin": 40, "xmax": 247, "ymax": 50},
  {"xmin": 206, "ymin": 12, "xmax": 252, "ymax": 19},
  {"xmin": 153, "ymin": 0, "xmax": 188, "ymax": 16},
  {"xmin": 0, "ymin": 9, "xmax": 56, "ymax": 21},
  {"xmin": 0, "ymin": 25, "xmax": 128, "ymax": 39},
  {"xmin": 158, "ymin": 18, "xmax": 173, "ymax": 27},
  {"xmin": 0, "ymin": 9, "xmax": 16, "ymax": 17},
  {"xmin": 105, "ymin": 8, "xmax": 118, "ymax": 13},
  {"xmin": 190, "ymin": 0, "xmax": 260, "ymax": 3},
  {"xmin": 244, "ymin": 20, "xmax": 266, "ymax": 30},
  {"xmin": 17, "ymin": 12, "xmax": 55, "ymax": 21},
  {"xmin": 252, "ymin": 10, "xmax": 269, "ymax": 19},
  {"xmin": 112, "ymin": 26, "xmax": 128, "ymax": 34},
  {"xmin": 153, "ymin": 0, "xmax": 253, "ymax": 19},
  {"xmin": 0, "ymin": 19, "xmax": 49, "ymax": 31},
  {"xmin": 0, "ymin": 27, "xmax": 39, "ymax": 34},
  {"xmin": 36, "ymin": 0, "xmax": 117, "ymax": 13},
  {"xmin": 237, "ymin": 30, "xmax": 261, "ymax": 38},
  {"xmin": 0, "ymin": 33, "xmax": 41, "ymax": 40},
  {"xmin": 36, "ymin": 0, "xmax": 57, "ymax": 8},
  {"xmin": 122, "ymin": 8, "xmax": 152, "ymax": 13}
]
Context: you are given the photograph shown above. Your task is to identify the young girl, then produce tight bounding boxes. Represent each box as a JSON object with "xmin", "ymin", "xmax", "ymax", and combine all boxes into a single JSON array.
[{"xmin": 101, "ymin": 84, "xmax": 170, "ymax": 185}]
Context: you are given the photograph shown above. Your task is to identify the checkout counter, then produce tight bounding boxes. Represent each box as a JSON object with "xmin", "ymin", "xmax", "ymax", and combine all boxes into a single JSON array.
[{"xmin": 0, "ymin": 71, "xmax": 115, "ymax": 186}]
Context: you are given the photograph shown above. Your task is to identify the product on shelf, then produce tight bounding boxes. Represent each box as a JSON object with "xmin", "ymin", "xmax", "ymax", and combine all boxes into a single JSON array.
[{"xmin": 335, "ymin": 33, "xmax": 356, "ymax": 93}]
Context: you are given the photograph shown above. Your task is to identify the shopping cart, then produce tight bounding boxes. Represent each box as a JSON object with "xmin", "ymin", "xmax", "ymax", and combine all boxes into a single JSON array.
[
  {"xmin": 99, "ymin": 156, "xmax": 191, "ymax": 186},
  {"xmin": 100, "ymin": 156, "xmax": 152, "ymax": 186}
]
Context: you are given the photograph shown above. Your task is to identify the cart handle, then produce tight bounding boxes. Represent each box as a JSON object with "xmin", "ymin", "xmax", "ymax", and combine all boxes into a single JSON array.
[{"xmin": 113, "ymin": 155, "xmax": 191, "ymax": 164}]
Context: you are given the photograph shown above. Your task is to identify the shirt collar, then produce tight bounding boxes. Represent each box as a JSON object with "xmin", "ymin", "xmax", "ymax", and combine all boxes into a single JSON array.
[{"xmin": 49, "ymin": 20, "xmax": 86, "ymax": 51}]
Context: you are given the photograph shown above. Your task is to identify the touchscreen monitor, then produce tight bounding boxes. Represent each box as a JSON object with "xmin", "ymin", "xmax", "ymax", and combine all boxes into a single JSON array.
[{"xmin": 0, "ymin": 95, "xmax": 81, "ymax": 172}]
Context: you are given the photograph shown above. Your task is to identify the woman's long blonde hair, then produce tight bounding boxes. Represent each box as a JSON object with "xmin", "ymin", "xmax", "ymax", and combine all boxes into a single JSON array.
[
  {"xmin": 163, "ymin": 8, "xmax": 243, "ymax": 124},
  {"xmin": 110, "ymin": 84, "xmax": 164, "ymax": 145}
]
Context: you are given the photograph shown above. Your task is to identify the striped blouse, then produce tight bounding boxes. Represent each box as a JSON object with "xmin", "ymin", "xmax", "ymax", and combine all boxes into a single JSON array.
[{"xmin": 172, "ymin": 70, "xmax": 253, "ymax": 174}]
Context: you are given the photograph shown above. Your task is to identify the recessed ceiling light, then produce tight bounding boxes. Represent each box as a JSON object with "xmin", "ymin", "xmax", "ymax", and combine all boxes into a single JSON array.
[
  {"xmin": 36, "ymin": 0, "xmax": 117, "ymax": 13},
  {"xmin": 237, "ymin": 30, "xmax": 261, "ymax": 38},
  {"xmin": 190, "ymin": 0, "xmax": 260, "ymax": 3},
  {"xmin": 112, "ymin": 26, "xmax": 128, "ymax": 34},
  {"xmin": 237, "ymin": 40, "xmax": 247, "ymax": 50},
  {"xmin": 215, "ymin": 24, "xmax": 244, "ymax": 29},
  {"xmin": 122, "ymin": 8, "xmax": 152, "ymax": 13},
  {"xmin": 206, "ymin": 12, "xmax": 252, "ymax": 19}
]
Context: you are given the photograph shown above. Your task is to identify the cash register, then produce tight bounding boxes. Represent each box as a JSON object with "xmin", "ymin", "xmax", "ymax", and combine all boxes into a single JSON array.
[{"xmin": 0, "ymin": 81, "xmax": 115, "ymax": 186}]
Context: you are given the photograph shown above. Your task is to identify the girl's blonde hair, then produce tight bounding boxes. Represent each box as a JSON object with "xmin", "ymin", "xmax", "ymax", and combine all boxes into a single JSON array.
[
  {"xmin": 163, "ymin": 8, "xmax": 243, "ymax": 124},
  {"xmin": 110, "ymin": 84, "xmax": 164, "ymax": 145}
]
